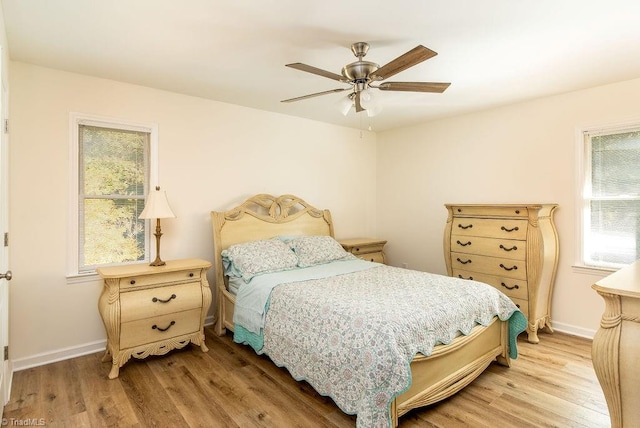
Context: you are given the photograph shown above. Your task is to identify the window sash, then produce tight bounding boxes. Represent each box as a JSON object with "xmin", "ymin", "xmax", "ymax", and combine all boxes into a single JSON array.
[
  {"xmin": 68, "ymin": 113, "xmax": 158, "ymax": 278},
  {"xmin": 580, "ymin": 125, "xmax": 640, "ymax": 269}
]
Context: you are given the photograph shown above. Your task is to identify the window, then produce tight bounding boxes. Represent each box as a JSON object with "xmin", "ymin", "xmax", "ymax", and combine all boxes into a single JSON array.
[
  {"xmin": 579, "ymin": 123, "xmax": 640, "ymax": 270},
  {"xmin": 69, "ymin": 113, "xmax": 158, "ymax": 277}
]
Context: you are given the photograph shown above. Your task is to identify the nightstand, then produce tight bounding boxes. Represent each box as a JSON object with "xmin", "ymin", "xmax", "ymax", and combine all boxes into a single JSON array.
[
  {"xmin": 97, "ymin": 258, "xmax": 212, "ymax": 379},
  {"xmin": 339, "ymin": 238, "xmax": 387, "ymax": 264}
]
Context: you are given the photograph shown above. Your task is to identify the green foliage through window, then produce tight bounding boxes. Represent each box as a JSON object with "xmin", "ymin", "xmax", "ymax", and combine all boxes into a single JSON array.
[{"xmin": 79, "ymin": 125, "xmax": 149, "ymax": 270}]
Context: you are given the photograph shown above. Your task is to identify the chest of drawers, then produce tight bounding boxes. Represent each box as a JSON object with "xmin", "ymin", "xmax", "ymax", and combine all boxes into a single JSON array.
[
  {"xmin": 339, "ymin": 238, "xmax": 387, "ymax": 264},
  {"xmin": 444, "ymin": 204, "xmax": 558, "ymax": 343},
  {"xmin": 97, "ymin": 258, "xmax": 212, "ymax": 378}
]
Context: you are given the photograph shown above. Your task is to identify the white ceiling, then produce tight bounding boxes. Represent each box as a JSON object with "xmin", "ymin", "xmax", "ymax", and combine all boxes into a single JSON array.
[{"xmin": 3, "ymin": 0, "xmax": 640, "ymax": 131}]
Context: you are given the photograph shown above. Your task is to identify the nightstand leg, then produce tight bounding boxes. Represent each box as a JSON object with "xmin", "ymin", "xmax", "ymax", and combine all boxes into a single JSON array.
[
  {"xmin": 108, "ymin": 362, "xmax": 120, "ymax": 379},
  {"xmin": 101, "ymin": 349, "xmax": 111, "ymax": 362},
  {"xmin": 200, "ymin": 342, "xmax": 209, "ymax": 352}
]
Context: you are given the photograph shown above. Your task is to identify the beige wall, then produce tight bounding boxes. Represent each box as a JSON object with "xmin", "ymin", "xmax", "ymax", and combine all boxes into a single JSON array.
[
  {"xmin": 8, "ymin": 56, "xmax": 640, "ymax": 366},
  {"xmin": 8, "ymin": 62, "xmax": 377, "ymax": 365},
  {"xmin": 376, "ymin": 77, "xmax": 640, "ymax": 337}
]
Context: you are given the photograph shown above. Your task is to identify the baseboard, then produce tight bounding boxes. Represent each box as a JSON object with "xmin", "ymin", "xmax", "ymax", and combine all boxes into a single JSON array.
[
  {"xmin": 11, "ymin": 315, "xmax": 218, "ymax": 373},
  {"xmin": 551, "ymin": 321, "xmax": 596, "ymax": 340},
  {"xmin": 12, "ymin": 339, "xmax": 107, "ymax": 372}
]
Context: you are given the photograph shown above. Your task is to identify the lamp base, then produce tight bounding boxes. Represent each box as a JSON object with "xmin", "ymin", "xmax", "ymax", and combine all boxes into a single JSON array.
[{"xmin": 149, "ymin": 257, "xmax": 166, "ymax": 267}]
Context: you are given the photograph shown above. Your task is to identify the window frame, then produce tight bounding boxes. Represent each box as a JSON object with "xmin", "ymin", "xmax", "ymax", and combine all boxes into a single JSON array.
[
  {"xmin": 575, "ymin": 118, "xmax": 640, "ymax": 274},
  {"xmin": 68, "ymin": 112, "xmax": 158, "ymax": 281}
]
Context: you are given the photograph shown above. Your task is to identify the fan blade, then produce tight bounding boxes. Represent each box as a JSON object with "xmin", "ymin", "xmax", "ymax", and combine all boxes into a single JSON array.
[
  {"xmin": 370, "ymin": 45, "xmax": 438, "ymax": 81},
  {"xmin": 286, "ymin": 63, "xmax": 347, "ymax": 82},
  {"xmin": 281, "ymin": 88, "xmax": 350, "ymax": 103},
  {"xmin": 377, "ymin": 82, "xmax": 451, "ymax": 93},
  {"xmin": 354, "ymin": 92, "xmax": 364, "ymax": 112}
]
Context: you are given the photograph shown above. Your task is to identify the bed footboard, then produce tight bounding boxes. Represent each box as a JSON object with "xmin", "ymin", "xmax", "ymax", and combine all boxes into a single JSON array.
[{"xmin": 390, "ymin": 317, "xmax": 509, "ymax": 426}]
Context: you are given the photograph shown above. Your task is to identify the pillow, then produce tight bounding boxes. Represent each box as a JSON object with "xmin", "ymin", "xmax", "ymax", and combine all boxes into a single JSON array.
[
  {"xmin": 289, "ymin": 235, "xmax": 355, "ymax": 267},
  {"xmin": 221, "ymin": 238, "xmax": 299, "ymax": 282}
]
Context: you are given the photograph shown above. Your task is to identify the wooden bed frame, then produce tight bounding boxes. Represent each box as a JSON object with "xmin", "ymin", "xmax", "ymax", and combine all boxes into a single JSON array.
[{"xmin": 211, "ymin": 194, "xmax": 511, "ymax": 427}]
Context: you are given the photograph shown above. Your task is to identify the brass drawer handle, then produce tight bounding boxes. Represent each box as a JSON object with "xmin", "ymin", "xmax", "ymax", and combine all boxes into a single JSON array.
[
  {"xmin": 501, "ymin": 226, "xmax": 519, "ymax": 232},
  {"xmin": 152, "ymin": 321, "xmax": 175, "ymax": 332},
  {"xmin": 499, "ymin": 244, "xmax": 518, "ymax": 251},
  {"xmin": 456, "ymin": 240, "xmax": 472, "ymax": 246},
  {"xmin": 152, "ymin": 294, "xmax": 177, "ymax": 303},
  {"xmin": 458, "ymin": 224, "xmax": 473, "ymax": 230},
  {"xmin": 501, "ymin": 282, "xmax": 520, "ymax": 290},
  {"xmin": 456, "ymin": 258, "xmax": 472, "ymax": 265},
  {"xmin": 500, "ymin": 264, "xmax": 517, "ymax": 271},
  {"xmin": 458, "ymin": 275, "xmax": 473, "ymax": 280}
]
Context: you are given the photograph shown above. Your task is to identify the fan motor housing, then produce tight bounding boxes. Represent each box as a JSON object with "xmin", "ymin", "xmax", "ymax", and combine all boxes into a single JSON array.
[{"xmin": 341, "ymin": 61, "xmax": 379, "ymax": 82}]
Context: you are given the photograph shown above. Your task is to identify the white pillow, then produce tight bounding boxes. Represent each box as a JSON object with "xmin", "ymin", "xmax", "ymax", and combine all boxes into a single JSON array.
[
  {"xmin": 221, "ymin": 238, "xmax": 299, "ymax": 282},
  {"xmin": 289, "ymin": 235, "xmax": 355, "ymax": 267}
]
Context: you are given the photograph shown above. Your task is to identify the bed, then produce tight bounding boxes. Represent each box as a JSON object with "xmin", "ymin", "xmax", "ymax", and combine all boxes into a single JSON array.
[{"xmin": 211, "ymin": 194, "xmax": 526, "ymax": 427}]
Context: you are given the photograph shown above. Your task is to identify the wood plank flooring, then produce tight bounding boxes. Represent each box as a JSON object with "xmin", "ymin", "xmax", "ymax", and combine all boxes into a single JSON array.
[{"xmin": 3, "ymin": 329, "xmax": 610, "ymax": 427}]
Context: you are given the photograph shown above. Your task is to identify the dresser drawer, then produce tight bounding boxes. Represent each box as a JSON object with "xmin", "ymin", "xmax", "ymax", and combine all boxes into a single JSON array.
[
  {"xmin": 511, "ymin": 297, "xmax": 529, "ymax": 320},
  {"xmin": 119, "ymin": 269, "xmax": 202, "ymax": 290},
  {"xmin": 120, "ymin": 282, "xmax": 202, "ymax": 323},
  {"xmin": 451, "ymin": 218, "xmax": 528, "ymax": 240},
  {"xmin": 355, "ymin": 252, "xmax": 385, "ymax": 263},
  {"xmin": 451, "ymin": 252, "xmax": 527, "ymax": 280},
  {"xmin": 453, "ymin": 269, "xmax": 529, "ymax": 301},
  {"xmin": 450, "ymin": 235, "xmax": 526, "ymax": 260},
  {"xmin": 449, "ymin": 205, "xmax": 531, "ymax": 218},
  {"xmin": 120, "ymin": 308, "xmax": 202, "ymax": 349}
]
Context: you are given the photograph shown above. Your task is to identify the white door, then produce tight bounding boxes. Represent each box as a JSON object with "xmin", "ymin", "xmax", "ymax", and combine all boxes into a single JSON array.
[{"xmin": 0, "ymin": 50, "xmax": 11, "ymax": 410}]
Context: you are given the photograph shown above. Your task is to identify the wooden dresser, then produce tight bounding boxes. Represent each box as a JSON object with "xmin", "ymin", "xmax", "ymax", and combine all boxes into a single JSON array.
[
  {"xmin": 444, "ymin": 204, "xmax": 559, "ymax": 343},
  {"xmin": 339, "ymin": 238, "xmax": 387, "ymax": 264},
  {"xmin": 592, "ymin": 260, "xmax": 640, "ymax": 428},
  {"xmin": 97, "ymin": 258, "xmax": 212, "ymax": 379}
]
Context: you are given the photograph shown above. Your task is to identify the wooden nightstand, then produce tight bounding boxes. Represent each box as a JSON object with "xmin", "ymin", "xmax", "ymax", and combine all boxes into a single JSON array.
[
  {"xmin": 97, "ymin": 258, "xmax": 212, "ymax": 379},
  {"xmin": 339, "ymin": 238, "xmax": 387, "ymax": 264}
]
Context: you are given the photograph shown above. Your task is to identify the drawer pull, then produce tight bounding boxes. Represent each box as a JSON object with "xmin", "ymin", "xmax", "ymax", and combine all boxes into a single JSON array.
[
  {"xmin": 500, "ymin": 264, "xmax": 518, "ymax": 271},
  {"xmin": 130, "ymin": 279, "xmax": 136, "ymax": 285},
  {"xmin": 458, "ymin": 275, "xmax": 473, "ymax": 280},
  {"xmin": 152, "ymin": 321, "xmax": 176, "ymax": 332},
  {"xmin": 152, "ymin": 294, "xmax": 177, "ymax": 303},
  {"xmin": 189, "ymin": 272, "xmax": 194, "ymax": 278},
  {"xmin": 499, "ymin": 244, "xmax": 518, "ymax": 252},
  {"xmin": 456, "ymin": 258, "xmax": 472, "ymax": 265},
  {"xmin": 458, "ymin": 224, "xmax": 473, "ymax": 230},
  {"xmin": 456, "ymin": 240, "xmax": 472, "ymax": 247},
  {"xmin": 501, "ymin": 282, "xmax": 520, "ymax": 290},
  {"xmin": 501, "ymin": 226, "xmax": 519, "ymax": 232}
]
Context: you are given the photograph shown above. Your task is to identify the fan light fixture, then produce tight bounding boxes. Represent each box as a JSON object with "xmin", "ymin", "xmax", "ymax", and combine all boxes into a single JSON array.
[{"xmin": 282, "ymin": 42, "xmax": 451, "ymax": 117}]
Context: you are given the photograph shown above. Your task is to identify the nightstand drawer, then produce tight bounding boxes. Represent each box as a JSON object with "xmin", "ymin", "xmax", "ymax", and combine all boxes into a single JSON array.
[
  {"xmin": 356, "ymin": 252, "xmax": 385, "ymax": 263},
  {"xmin": 450, "ymin": 235, "xmax": 526, "ymax": 260},
  {"xmin": 119, "ymin": 269, "xmax": 202, "ymax": 290},
  {"xmin": 120, "ymin": 282, "xmax": 202, "ymax": 323},
  {"xmin": 120, "ymin": 308, "xmax": 202, "ymax": 349}
]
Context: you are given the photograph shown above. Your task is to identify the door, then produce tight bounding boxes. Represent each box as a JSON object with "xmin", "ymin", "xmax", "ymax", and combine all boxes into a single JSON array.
[{"xmin": 0, "ymin": 50, "xmax": 11, "ymax": 410}]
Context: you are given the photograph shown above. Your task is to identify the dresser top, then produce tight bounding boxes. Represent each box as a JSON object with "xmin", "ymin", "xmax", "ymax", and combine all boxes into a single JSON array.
[
  {"xmin": 97, "ymin": 258, "xmax": 212, "ymax": 278},
  {"xmin": 593, "ymin": 260, "xmax": 640, "ymax": 298}
]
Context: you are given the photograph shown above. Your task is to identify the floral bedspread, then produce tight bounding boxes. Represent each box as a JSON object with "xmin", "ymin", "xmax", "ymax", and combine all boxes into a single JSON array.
[{"xmin": 261, "ymin": 265, "xmax": 523, "ymax": 428}]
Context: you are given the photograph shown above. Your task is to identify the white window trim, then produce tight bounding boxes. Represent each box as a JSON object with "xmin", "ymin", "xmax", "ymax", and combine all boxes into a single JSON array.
[
  {"xmin": 67, "ymin": 112, "xmax": 159, "ymax": 282},
  {"xmin": 573, "ymin": 116, "xmax": 640, "ymax": 275}
]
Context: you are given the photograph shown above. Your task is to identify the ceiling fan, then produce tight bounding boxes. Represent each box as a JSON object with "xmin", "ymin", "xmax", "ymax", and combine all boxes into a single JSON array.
[{"xmin": 281, "ymin": 42, "xmax": 451, "ymax": 116}]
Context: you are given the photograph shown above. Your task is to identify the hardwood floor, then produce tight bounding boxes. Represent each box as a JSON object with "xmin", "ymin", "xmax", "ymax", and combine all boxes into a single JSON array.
[{"xmin": 3, "ymin": 329, "xmax": 610, "ymax": 427}]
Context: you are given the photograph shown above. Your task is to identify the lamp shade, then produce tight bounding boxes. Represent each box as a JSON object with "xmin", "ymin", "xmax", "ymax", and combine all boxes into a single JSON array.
[{"xmin": 139, "ymin": 187, "xmax": 175, "ymax": 219}]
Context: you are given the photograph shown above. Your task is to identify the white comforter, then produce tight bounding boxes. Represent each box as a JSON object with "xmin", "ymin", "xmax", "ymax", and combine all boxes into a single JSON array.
[{"xmin": 235, "ymin": 261, "xmax": 522, "ymax": 428}]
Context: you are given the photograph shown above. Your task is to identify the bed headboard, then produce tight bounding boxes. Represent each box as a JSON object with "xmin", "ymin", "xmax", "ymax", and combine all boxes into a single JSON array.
[{"xmin": 210, "ymin": 194, "xmax": 334, "ymax": 320}]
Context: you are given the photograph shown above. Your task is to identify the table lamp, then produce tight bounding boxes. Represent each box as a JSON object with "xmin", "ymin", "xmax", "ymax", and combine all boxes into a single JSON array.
[{"xmin": 139, "ymin": 186, "xmax": 175, "ymax": 266}]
